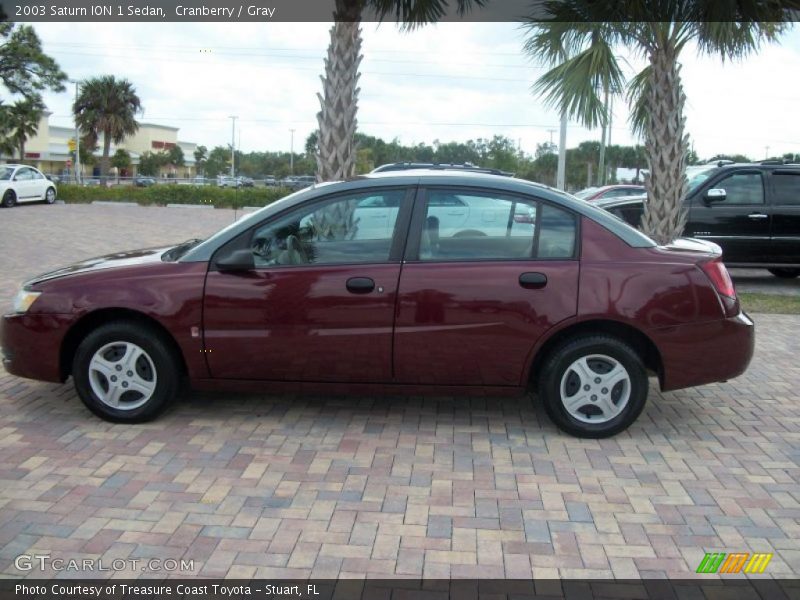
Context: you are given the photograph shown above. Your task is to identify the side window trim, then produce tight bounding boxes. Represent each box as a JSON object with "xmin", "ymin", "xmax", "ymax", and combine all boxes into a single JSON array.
[{"xmin": 210, "ymin": 186, "xmax": 415, "ymax": 271}]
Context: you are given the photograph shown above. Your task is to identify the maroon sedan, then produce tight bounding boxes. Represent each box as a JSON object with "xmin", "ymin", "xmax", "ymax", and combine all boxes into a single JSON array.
[{"xmin": 1, "ymin": 171, "xmax": 754, "ymax": 437}]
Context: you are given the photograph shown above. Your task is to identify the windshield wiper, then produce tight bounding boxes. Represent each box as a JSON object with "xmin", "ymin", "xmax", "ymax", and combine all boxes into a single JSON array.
[{"xmin": 162, "ymin": 238, "xmax": 203, "ymax": 261}]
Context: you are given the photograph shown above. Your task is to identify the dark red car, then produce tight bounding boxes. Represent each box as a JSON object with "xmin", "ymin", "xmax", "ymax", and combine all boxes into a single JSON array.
[
  {"xmin": 575, "ymin": 184, "xmax": 646, "ymax": 202},
  {"xmin": 1, "ymin": 171, "xmax": 754, "ymax": 437}
]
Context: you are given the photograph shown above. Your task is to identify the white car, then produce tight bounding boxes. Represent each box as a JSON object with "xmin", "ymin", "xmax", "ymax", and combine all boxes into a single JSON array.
[{"xmin": 0, "ymin": 164, "xmax": 57, "ymax": 207}]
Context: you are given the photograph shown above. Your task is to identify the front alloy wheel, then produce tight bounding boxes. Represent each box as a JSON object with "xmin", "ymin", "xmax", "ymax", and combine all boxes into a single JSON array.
[
  {"xmin": 88, "ymin": 342, "xmax": 157, "ymax": 410},
  {"xmin": 73, "ymin": 321, "xmax": 180, "ymax": 422},
  {"xmin": 45, "ymin": 187, "xmax": 56, "ymax": 204}
]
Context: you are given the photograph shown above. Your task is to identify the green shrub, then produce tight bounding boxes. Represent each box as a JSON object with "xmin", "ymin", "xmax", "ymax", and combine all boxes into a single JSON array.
[{"xmin": 57, "ymin": 184, "xmax": 291, "ymax": 209}]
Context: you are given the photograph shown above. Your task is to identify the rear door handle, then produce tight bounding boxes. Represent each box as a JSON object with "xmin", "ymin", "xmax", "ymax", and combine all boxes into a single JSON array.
[
  {"xmin": 748, "ymin": 213, "xmax": 769, "ymax": 220},
  {"xmin": 346, "ymin": 277, "xmax": 375, "ymax": 294},
  {"xmin": 519, "ymin": 272, "xmax": 547, "ymax": 289}
]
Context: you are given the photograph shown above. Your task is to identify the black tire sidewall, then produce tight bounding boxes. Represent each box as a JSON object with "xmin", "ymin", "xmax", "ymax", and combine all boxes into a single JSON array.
[
  {"xmin": 72, "ymin": 322, "xmax": 179, "ymax": 422},
  {"xmin": 539, "ymin": 336, "xmax": 648, "ymax": 438},
  {"xmin": 45, "ymin": 187, "xmax": 56, "ymax": 204},
  {"xmin": 2, "ymin": 191, "xmax": 15, "ymax": 208}
]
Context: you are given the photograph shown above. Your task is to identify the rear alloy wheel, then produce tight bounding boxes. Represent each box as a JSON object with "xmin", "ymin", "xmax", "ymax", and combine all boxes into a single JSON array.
[
  {"xmin": 45, "ymin": 187, "xmax": 56, "ymax": 204},
  {"xmin": 2, "ymin": 190, "xmax": 16, "ymax": 208},
  {"xmin": 768, "ymin": 268, "xmax": 800, "ymax": 279},
  {"xmin": 72, "ymin": 321, "xmax": 180, "ymax": 422},
  {"xmin": 538, "ymin": 335, "xmax": 648, "ymax": 438}
]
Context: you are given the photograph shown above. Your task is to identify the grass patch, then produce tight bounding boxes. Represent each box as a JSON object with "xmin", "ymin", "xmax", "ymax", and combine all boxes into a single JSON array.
[{"xmin": 738, "ymin": 292, "xmax": 800, "ymax": 315}]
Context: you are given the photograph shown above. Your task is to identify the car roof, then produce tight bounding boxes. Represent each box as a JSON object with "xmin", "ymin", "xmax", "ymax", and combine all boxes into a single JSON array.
[{"xmin": 180, "ymin": 171, "xmax": 656, "ymax": 262}]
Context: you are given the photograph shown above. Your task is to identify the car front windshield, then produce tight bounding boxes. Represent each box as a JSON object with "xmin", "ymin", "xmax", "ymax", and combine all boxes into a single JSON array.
[
  {"xmin": 0, "ymin": 166, "xmax": 14, "ymax": 180},
  {"xmin": 686, "ymin": 167, "xmax": 717, "ymax": 193}
]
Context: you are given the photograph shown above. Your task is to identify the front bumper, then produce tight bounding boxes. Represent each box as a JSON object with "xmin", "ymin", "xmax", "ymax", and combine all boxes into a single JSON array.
[
  {"xmin": 1, "ymin": 313, "xmax": 74, "ymax": 383},
  {"xmin": 651, "ymin": 311, "xmax": 755, "ymax": 392}
]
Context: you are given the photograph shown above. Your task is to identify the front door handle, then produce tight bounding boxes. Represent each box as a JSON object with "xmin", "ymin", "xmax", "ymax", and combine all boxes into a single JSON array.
[
  {"xmin": 519, "ymin": 272, "xmax": 547, "ymax": 289},
  {"xmin": 748, "ymin": 213, "xmax": 769, "ymax": 220},
  {"xmin": 346, "ymin": 277, "xmax": 375, "ymax": 294}
]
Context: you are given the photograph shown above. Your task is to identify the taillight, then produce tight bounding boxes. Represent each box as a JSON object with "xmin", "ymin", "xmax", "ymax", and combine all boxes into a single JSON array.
[{"xmin": 701, "ymin": 258, "xmax": 736, "ymax": 299}]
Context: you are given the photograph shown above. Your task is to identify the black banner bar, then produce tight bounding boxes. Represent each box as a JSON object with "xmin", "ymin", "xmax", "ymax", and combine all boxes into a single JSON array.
[{"xmin": 2, "ymin": 580, "xmax": 800, "ymax": 600}]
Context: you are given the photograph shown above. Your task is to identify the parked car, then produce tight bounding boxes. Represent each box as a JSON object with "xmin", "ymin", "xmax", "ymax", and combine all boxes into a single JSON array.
[
  {"xmin": 264, "ymin": 176, "xmax": 277, "ymax": 186},
  {"xmin": 574, "ymin": 184, "xmax": 646, "ymax": 201},
  {"xmin": 237, "ymin": 176, "xmax": 254, "ymax": 188},
  {"xmin": 217, "ymin": 176, "xmax": 240, "ymax": 188},
  {"xmin": 283, "ymin": 175, "xmax": 316, "ymax": 190},
  {"xmin": 134, "ymin": 176, "xmax": 156, "ymax": 187},
  {"xmin": 593, "ymin": 161, "xmax": 800, "ymax": 278},
  {"xmin": 2, "ymin": 171, "xmax": 754, "ymax": 438},
  {"xmin": 0, "ymin": 164, "xmax": 57, "ymax": 207}
]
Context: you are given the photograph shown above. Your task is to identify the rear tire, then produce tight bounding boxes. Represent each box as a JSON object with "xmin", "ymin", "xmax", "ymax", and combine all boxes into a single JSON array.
[
  {"xmin": 72, "ymin": 321, "xmax": 180, "ymax": 422},
  {"xmin": 768, "ymin": 268, "xmax": 800, "ymax": 279},
  {"xmin": 2, "ymin": 190, "xmax": 16, "ymax": 208},
  {"xmin": 537, "ymin": 335, "xmax": 648, "ymax": 438}
]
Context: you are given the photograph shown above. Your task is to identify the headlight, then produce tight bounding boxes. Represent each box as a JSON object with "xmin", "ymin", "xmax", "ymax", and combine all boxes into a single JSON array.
[{"xmin": 12, "ymin": 289, "xmax": 41, "ymax": 314}]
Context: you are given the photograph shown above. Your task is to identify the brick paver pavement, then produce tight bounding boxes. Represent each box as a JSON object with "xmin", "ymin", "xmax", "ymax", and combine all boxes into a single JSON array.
[{"xmin": 0, "ymin": 204, "xmax": 798, "ymax": 579}]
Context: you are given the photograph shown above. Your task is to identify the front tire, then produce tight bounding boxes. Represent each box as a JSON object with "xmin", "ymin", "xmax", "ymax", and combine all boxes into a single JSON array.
[
  {"xmin": 72, "ymin": 321, "xmax": 180, "ymax": 422},
  {"xmin": 537, "ymin": 335, "xmax": 648, "ymax": 438},
  {"xmin": 768, "ymin": 268, "xmax": 800, "ymax": 279},
  {"xmin": 2, "ymin": 190, "xmax": 16, "ymax": 208},
  {"xmin": 45, "ymin": 187, "xmax": 56, "ymax": 204}
]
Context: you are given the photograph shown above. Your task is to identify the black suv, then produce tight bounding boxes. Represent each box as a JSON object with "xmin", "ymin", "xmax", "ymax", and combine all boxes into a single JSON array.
[{"xmin": 594, "ymin": 162, "xmax": 800, "ymax": 278}]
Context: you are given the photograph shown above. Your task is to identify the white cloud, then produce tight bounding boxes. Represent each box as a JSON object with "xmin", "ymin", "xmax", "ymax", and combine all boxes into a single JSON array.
[{"xmin": 26, "ymin": 21, "xmax": 800, "ymax": 161}]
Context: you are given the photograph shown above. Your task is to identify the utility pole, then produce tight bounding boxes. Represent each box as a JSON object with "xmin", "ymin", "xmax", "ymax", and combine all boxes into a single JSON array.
[
  {"xmin": 69, "ymin": 79, "xmax": 81, "ymax": 184},
  {"xmin": 229, "ymin": 116, "xmax": 237, "ymax": 177},
  {"xmin": 557, "ymin": 112, "xmax": 567, "ymax": 191},
  {"xmin": 765, "ymin": 145, "xmax": 770, "ymax": 159},
  {"xmin": 289, "ymin": 128, "xmax": 296, "ymax": 175}
]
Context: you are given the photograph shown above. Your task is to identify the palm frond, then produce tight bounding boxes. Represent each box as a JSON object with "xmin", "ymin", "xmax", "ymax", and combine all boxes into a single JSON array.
[
  {"xmin": 626, "ymin": 65, "xmax": 652, "ymax": 138},
  {"xmin": 531, "ymin": 35, "xmax": 624, "ymax": 129},
  {"xmin": 365, "ymin": 0, "xmax": 487, "ymax": 30}
]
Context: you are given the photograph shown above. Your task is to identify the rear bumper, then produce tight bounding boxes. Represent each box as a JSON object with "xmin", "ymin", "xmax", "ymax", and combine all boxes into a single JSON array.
[
  {"xmin": 1, "ymin": 313, "xmax": 73, "ymax": 383},
  {"xmin": 652, "ymin": 311, "xmax": 755, "ymax": 392}
]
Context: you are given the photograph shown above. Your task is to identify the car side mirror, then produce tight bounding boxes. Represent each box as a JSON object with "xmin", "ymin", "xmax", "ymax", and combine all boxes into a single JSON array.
[
  {"xmin": 705, "ymin": 188, "xmax": 726, "ymax": 203},
  {"xmin": 215, "ymin": 248, "xmax": 254, "ymax": 272}
]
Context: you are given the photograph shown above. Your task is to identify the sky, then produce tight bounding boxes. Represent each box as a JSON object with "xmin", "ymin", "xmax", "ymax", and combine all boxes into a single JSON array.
[{"xmin": 24, "ymin": 21, "xmax": 800, "ymax": 161}]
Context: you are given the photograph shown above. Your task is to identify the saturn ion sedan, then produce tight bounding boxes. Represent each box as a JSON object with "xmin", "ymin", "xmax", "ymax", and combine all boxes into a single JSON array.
[{"xmin": 1, "ymin": 171, "xmax": 754, "ymax": 437}]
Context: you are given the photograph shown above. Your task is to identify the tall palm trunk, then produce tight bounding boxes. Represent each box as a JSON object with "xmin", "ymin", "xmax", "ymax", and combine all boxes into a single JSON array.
[
  {"xmin": 101, "ymin": 129, "xmax": 112, "ymax": 180},
  {"xmin": 17, "ymin": 140, "xmax": 25, "ymax": 162},
  {"xmin": 640, "ymin": 42, "xmax": 688, "ymax": 245},
  {"xmin": 316, "ymin": 20, "xmax": 363, "ymax": 183}
]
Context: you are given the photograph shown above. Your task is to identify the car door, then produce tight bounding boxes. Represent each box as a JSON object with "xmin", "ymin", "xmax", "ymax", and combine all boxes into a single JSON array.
[
  {"xmin": 393, "ymin": 187, "xmax": 580, "ymax": 386},
  {"xmin": 13, "ymin": 167, "xmax": 37, "ymax": 201},
  {"xmin": 202, "ymin": 187, "xmax": 413, "ymax": 382},
  {"xmin": 686, "ymin": 169, "xmax": 771, "ymax": 264},
  {"xmin": 768, "ymin": 169, "xmax": 800, "ymax": 264},
  {"xmin": 29, "ymin": 168, "xmax": 48, "ymax": 198}
]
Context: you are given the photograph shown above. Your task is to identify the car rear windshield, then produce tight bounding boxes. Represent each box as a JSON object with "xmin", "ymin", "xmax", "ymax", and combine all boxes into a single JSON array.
[{"xmin": 0, "ymin": 166, "xmax": 13, "ymax": 180}]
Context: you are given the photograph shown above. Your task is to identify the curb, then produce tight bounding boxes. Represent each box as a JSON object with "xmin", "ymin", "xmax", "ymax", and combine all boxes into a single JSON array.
[
  {"xmin": 165, "ymin": 203, "xmax": 215, "ymax": 209},
  {"xmin": 91, "ymin": 201, "xmax": 138, "ymax": 207}
]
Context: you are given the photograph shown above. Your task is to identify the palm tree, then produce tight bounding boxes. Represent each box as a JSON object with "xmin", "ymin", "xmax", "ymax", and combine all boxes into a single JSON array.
[
  {"xmin": 524, "ymin": 6, "xmax": 789, "ymax": 244},
  {"xmin": 315, "ymin": 0, "xmax": 486, "ymax": 183},
  {"xmin": 73, "ymin": 75, "xmax": 141, "ymax": 180},
  {"xmin": 4, "ymin": 95, "xmax": 45, "ymax": 161}
]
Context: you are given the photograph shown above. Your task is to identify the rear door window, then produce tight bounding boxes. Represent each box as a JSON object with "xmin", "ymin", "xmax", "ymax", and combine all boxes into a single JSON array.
[
  {"xmin": 772, "ymin": 171, "xmax": 800, "ymax": 206},
  {"xmin": 415, "ymin": 189, "xmax": 577, "ymax": 261}
]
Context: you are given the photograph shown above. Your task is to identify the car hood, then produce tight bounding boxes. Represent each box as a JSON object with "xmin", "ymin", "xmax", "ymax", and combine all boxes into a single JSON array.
[{"xmin": 25, "ymin": 245, "xmax": 174, "ymax": 286}]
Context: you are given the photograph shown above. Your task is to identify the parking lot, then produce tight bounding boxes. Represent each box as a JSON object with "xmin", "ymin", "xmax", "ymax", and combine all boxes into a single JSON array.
[{"xmin": 0, "ymin": 204, "xmax": 799, "ymax": 579}]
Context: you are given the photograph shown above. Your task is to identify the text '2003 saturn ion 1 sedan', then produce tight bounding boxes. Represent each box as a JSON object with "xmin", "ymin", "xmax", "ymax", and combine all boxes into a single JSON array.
[{"xmin": 1, "ymin": 171, "xmax": 754, "ymax": 438}]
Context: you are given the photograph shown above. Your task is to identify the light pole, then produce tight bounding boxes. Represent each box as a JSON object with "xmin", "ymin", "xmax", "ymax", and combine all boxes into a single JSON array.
[
  {"xmin": 229, "ymin": 116, "xmax": 237, "ymax": 177},
  {"xmin": 556, "ymin": 112, "xmax": 567, "ymax": 191},
  {"xmin": 69, "ymin": 79, "xmax": 81, "ymax": 183},
  {"xmin": 289, "ymin": 128, "xmax": 295, "ymax": 175}
]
